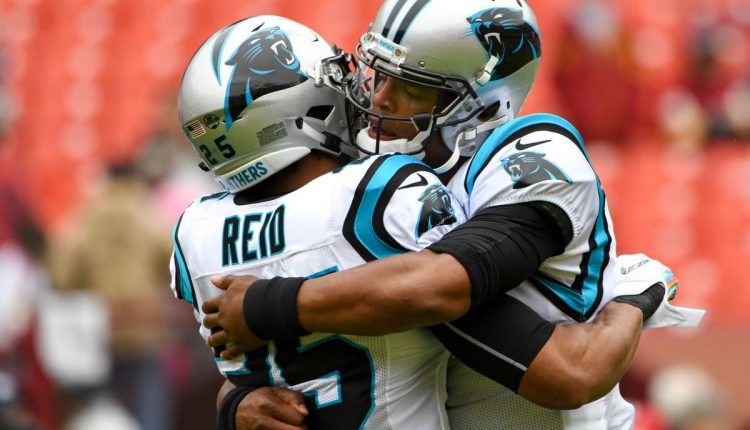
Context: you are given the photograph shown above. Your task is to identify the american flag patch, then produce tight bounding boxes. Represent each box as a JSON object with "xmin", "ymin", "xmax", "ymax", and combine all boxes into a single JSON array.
[{"xmin": 185, "ymin": 120, "xmax": 206, "ymax": 139}]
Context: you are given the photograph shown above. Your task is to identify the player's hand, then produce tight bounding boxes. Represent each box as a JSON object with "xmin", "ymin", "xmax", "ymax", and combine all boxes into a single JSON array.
[
  {"xmin": 235, "ymin": 387, "xmax": 309, "ymax": 430},
  {"xmin": 202, "ymin": 274, "xmax": 268, "ymax": 357},
  {"xmin": 613, "ymin": 253, "xmax": 705, "ymax": 329}
]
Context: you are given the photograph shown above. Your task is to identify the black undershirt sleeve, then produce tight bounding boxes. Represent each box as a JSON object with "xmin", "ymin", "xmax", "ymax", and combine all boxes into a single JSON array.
[
  {"xmin": 427, "ymin": 202, "xmax": 571, "ymax": 308},
  {"xmin": 429, "ymin": 295, "xmax": 555, "ymax": 392},
  {"xmin": 426, "ymin": 202, "xmax": 571, "ymax": 391}
]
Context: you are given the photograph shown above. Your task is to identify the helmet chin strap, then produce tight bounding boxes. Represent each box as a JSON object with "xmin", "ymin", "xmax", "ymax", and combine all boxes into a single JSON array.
[
  {"xmin": 454, "ymin": 115, "xmax": 510, "ymax": 155},
  {"xmin": 355, "ymin": 129, "xmax": 426, "ymax": 159},
  {"xmin": 433, "ymin": 114, "xmax": 510, "ymax": 173},
  {"xmin": 433, "ymin": 142, "xmax": 461, "ymax": 174},
  {"xmin": 356, "ymin": 128, "xmax": 460, "ymax": 174},
  {"xmin": 299, "ymin": 119, "xmax": 358, "ymax": 158}
]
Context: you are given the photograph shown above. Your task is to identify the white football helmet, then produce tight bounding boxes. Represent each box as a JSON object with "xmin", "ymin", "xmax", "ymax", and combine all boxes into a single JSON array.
[
  {"xmin": 178, "ymin": 16, "xmax": 358, "ymax": 193},
  {"xmin": 346, "ymin": 0, "xmax": 541, "ymax": 167}
]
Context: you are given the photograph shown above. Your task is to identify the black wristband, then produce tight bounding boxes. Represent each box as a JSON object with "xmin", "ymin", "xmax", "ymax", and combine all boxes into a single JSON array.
[
  {"xmin": 243, "ymin": 277, "xmax": 310, "ymax": 340},
  {"xmin": 217, "ymin": 386, "xmax": 255, "ymax": 430},
  {"xmin": 612, "ymin": 282, "xmax": 665, "ymax": 320}
]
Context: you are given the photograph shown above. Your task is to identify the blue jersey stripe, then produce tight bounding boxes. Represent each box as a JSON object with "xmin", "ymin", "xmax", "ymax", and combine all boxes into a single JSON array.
[
  {"xmin": 307, "ymin": 266, "xmax": 339, "ymax": 279},
  {"xmin": 531, "ymin": 272, "xmax": 585, "ymax": 313},
  {"xmin": 346, "ymin": 154, "xmax": 429, "ymax": 260},
  {"xmin": 531, "ymin": 190, "xmax": 609, "ymax": 320},
  {"xmin": 577, "ymin": 184, "xmax": 611, "ymax": 319}
]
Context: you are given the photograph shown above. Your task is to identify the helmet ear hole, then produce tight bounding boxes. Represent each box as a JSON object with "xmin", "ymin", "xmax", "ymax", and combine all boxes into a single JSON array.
[
  {"xmin": 306, "ymin": 105, "xmax": 335, "ymax": 121},
  {"xmin": 478, "ymin": 101, "xmax": 500, "ymax": 122}
]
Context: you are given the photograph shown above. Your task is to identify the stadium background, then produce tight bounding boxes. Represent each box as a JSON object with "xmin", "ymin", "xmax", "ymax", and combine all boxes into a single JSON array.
[{"xmin": 0, "ymin": 0, "xmax": 748, "ymax": 429}]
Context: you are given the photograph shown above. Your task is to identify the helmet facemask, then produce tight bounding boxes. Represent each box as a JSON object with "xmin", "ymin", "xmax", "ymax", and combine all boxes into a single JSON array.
[
  {"xmin": 344, "ymin": 34, "xmax": 488, "ymax": 172},
  {"xmin": 344, "ymin": 0, "xmax": 542, "ymax": 166}
]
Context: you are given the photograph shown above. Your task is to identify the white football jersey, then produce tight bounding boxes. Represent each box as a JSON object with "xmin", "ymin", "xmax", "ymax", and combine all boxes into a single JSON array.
[
  {"xmin": 170, "ymin": 154, "xmax": 463, "ymax": 430},
  {"xmin": 445, "ymin": 114, "xmax": 632, "ymax": 430}
]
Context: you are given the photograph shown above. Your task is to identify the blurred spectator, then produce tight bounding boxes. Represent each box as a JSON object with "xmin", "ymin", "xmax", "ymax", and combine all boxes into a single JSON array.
[
  {"xmin": 36, "ymin": 286, "xmax": 140, "ymax": 430},
  {"xmin": 553, "ymin": 0, "xmax": 637, "ymax": 143},
  {"xmin": 684, "ymin": 12, "xmax": 750, "ymax": 143},
  {"xmin": 61, "ymin": 394, "xmax": 139, "ymax": 430},
  {"xmin": 138, "ymin": 93, "xmax": 219, "ymax": 225},
  {"xmin": 48, "ymin": 161, "xmax": 176, "ymax": 430},
  {"xmin": 688, "ymin": 21, "xmax": 729, "ymax": 125},
  {"xmin": 0, "ymin": 161, "xmax": 56, "ymax": 430},
  {"xmin": 0, "ymin": 22, "xmax": 9, "ymax": 137},
  {"xmin": 648, "ymin": 365, "xmax": 732, "ymax": 430},
  {"xmin": 656, "ymin": 89, "xmax": 709, "ymax": 150},
  {"xmin": 721, "ymin": 77, "xmax": 750, "ymax": 140},
  {"xmin": 138, "ymin": 94, "xmax": 227, "ymax": 429}
]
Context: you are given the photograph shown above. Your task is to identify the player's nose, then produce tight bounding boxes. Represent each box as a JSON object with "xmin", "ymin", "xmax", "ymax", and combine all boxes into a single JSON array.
[{"xmin": 372, "ymin": 75, "xmax": 397, "ymax": 114}]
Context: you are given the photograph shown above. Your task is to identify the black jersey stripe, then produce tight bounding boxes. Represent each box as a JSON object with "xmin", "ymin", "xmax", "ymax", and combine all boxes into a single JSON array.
[
  {"xmin": 200, "ymin": 191, "xmax": 230, "ymax": 203},
  {"xmin": 172, "ymin": 212, "xmax": 199, "ymax": 311},
  {"xmin": 529, "ymin": 189, "xmax": 612, "ymax": 321},
  {"xmin": 344, "ymin": 156, "xmax": 389, "ymax": 261},
  {"xmin": 343, "ymin": 154, "xmax": 430, "ymax": 261},
  {"xmin": 581, "ymin": 188, "xmax": 611, "ymax": 321},
  {"xmin": 373, "ymin": 163, "xmax": 433, "ymax": 251},
  {"xmin": 173, "ymin": 253, "xmax": 183, "ymax": 301}
]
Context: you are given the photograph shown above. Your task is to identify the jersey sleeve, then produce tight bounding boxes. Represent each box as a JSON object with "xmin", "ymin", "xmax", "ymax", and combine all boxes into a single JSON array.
[
  {"xmin": 385, "ymin": 168, "xmax": 466, "ymax": 251},
  {"xmin": 340, "ymin": 154, "xmax": 465, "ymax": 260},
  {"xmin": 463, "ymin": 113, "xmax": 602, "ymax": 245}
]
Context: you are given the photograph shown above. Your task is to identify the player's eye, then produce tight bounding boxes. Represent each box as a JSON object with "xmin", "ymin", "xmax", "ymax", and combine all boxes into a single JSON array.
[{"xmin": 402, "ymin": 82, "xmax": 436, "ymax": 100}]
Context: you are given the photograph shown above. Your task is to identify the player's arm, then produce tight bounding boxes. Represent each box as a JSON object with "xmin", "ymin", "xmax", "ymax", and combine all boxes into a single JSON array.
[
  {"xmin": 216, "ymin": 379, "xmax": 308, "ymax": 430},
  {"xmin": 432, "ymin": 293, "xmax": 645, "ymax": 410},
  {"xmin": 296, "ymin": 200, "xmax": 568, "ymax": 334},
  {"xmin": 519, "ymin": 300, "xmax": 643, "ymax": 409},
  {"xmin": 432, "ymin": 256, "xmax": 675, "ymax": 409},
  {"xmin": 202, "ymin": 202, "xmax": 563, "ymax": 347},
  {"xmin": 207, "ymin": 253, "xmax": 669, "ymax": 410}
]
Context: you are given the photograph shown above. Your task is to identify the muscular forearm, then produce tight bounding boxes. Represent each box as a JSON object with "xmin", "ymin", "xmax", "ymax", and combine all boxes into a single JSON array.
[
  {"xmin": 297, "ymin": 250, "xmax": 471, "ymax": 335},
  {"xmin": 518, "ymin": 302, "xmax": 642, "ymax": 409}
]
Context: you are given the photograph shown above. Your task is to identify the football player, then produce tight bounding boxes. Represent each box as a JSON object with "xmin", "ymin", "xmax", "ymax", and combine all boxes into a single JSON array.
[
  {"xmin": 172, "ymin": 15, "xmax": 468, "ymax": 430},
  {"xmin": 203, "ymin": 1, "xmax": 703, "ymax": 429}
]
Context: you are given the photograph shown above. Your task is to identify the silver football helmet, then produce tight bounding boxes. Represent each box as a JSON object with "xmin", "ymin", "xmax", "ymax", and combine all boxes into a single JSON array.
[
  {"xmin": 178, "ymin": 16, "xmax": 357, "ymax": 193},
  {"xmin": 346, "ymin": 0, "xmax": 541, "ymax": 168}
]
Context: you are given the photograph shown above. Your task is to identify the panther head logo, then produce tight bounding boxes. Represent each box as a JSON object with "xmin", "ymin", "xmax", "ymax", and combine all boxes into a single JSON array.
[
  {"xmin": 222, "ymin": 25, "xmax": 308, "ymax": 129},
  {"xmin": 501, "ymin": 152, "xmax": 572, "ymax": 189},
  {"xmin": 416, "ymin": 184, "xmax": 458, "ymax": 237},
  {"xmin": 466, "ymin": 6, "xmax": 541, "ymax": 80}
]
